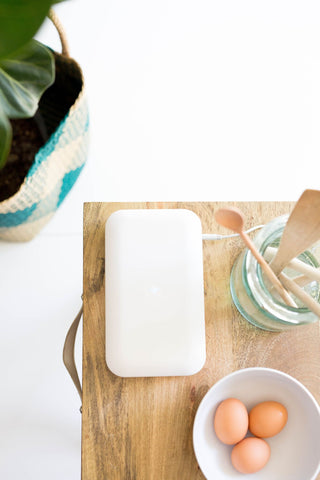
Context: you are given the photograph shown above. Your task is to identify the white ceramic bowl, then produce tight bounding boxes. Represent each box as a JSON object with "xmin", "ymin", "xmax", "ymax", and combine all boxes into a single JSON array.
[{"xmin": 193, "ymin": 368, "xmax": 320, "ymax": 480}]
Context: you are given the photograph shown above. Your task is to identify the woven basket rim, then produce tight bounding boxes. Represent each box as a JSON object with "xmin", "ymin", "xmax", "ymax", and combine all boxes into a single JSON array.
[{"xmin": 0, "ymin": 75, "xmax": 87, "ymax": 209}]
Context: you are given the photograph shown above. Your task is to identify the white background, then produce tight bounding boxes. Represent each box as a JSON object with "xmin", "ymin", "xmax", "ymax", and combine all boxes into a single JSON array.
[{"xmin": 1, "ymin": 0, "xmax": 320, "ymax": 478}]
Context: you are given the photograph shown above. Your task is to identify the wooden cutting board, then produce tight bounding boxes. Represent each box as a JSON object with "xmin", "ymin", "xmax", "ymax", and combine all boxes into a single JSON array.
[{"xmin": 82, "ymin": 202, "xmax": 320, "ymax": 480}]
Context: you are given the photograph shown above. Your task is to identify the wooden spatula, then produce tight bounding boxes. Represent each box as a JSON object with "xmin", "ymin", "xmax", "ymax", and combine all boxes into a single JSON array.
[{"xmin": 269, "ymin": 189, "xmax": 320, "ymax": 275}]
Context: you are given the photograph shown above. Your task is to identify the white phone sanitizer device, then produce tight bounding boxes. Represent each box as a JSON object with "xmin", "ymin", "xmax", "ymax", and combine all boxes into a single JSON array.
[{"xmin": 105, "ymin": 209, "xmax": 206, "ymax": 377}]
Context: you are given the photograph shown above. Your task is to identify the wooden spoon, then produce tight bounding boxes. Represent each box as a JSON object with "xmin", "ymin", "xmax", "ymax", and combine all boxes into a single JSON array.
[
  {"xmin": 269, "ymin": 189, "xmax": 320, "ymax": 275},
  {"xmin": 214, "ymin": 207, "xmax": 296, "ymax": 307}
]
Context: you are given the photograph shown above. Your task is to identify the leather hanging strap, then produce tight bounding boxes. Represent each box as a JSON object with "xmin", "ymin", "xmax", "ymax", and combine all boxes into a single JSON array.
[{"xmin": 63, "ymin": 301, "xmax": 83, "ymax": 403}]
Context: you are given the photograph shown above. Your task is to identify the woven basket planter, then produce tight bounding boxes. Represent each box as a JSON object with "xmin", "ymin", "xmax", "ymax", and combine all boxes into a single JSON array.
[{"xmin": 0, "ymin": 11, "xmax": 89, "ymax": 242}]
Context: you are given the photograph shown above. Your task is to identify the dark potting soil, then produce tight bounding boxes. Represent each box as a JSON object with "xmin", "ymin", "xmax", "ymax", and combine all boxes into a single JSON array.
[
  {"xmin": 0, "ymin": 117, "xmax": 44, "ymax": 202},
  {"xmin": 0, "ymin": 52, "xmax": 83, "ymax": 202}
]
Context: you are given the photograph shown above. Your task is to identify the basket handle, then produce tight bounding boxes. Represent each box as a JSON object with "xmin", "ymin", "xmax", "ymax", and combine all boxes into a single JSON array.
[{"xmin": 48, "ymin": 9, "xmax": 70, "ymax": 58}]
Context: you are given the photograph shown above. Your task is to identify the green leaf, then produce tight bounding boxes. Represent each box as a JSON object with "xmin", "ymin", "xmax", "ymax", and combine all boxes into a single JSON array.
[
  {"xmin": 0, "ymin": 40, "xmax": 55, "ymax": 119},
  {"xmin": 0, "ymin": 103, "xmax": 12, "ymax": 168},
  {"xmin": 0, "ymin": 0, "xmax": 53, "ymax": 58}
]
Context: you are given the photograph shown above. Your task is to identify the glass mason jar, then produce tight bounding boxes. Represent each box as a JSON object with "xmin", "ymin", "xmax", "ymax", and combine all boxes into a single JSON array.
[{"xmin": 230, "ymin": 215, "xmax": 320, "ymax": 331}]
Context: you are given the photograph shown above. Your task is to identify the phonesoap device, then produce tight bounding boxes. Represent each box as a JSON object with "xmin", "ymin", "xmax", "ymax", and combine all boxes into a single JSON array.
[{"xmin": 105, "ymin": 209, "xmax": 206, "ymax": 377}]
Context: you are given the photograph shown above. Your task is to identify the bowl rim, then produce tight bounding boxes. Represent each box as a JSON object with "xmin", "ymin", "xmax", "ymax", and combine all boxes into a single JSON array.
[{"xmin": 193, "ymin": 367, "xmax": 320, "ymax": 480}]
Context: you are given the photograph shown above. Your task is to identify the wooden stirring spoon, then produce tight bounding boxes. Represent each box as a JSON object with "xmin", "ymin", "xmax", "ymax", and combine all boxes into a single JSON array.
[
  {"xmin": 214, "ymin": 207, "xmax": 296, "ymax": 307},
  {"xmin": 269, "ymin": 189, "xmax": 320, "ymax": 276}
]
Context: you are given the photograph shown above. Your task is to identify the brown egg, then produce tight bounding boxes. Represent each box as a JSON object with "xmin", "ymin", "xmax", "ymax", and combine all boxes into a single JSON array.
[
  {"xmin": 249, "ymin": 401, "xmax": 288, "ymax": 438},
  {"xmin": 213, "ymin": 398, "xmax": 248, "ymax": 445},
  {"xmin": 231, "ymin": 437, "xmax": 271, "ymax": 474}
]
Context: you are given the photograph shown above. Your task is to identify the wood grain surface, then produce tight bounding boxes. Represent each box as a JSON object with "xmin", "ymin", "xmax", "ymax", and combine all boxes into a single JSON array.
[{"xmin": 82, "ymin": 202, "xmax": 320, "ymax": 480}]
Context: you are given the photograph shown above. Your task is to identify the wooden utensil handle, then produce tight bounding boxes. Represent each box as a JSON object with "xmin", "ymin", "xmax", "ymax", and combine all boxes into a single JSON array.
[
  {"xmin": 242, "ymin": 233, "xmax": 296, "ymax": 307},
  {"xmin": 279, "ymin": 273, "xmax": 320, "ymax": 318},
  {"xmin": 265, "ymin": 247, "xmax": 320, "ymax": 282}
]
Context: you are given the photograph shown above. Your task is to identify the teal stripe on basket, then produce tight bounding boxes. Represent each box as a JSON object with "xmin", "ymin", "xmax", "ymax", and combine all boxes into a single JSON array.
[
  {"xmin": 27, "ymin": 116, "xmax": 69, "ymax": 178},
  {"xmin": 27, "ymin": 104, "xmax": 89, "ymax": 179},
  {"xmin": 56, "ymin": 165, "xmax": 84, "ymax": 208},
  {"xmin": 0, "ymin": 202, "xmax": 37, "ymax": 227}
]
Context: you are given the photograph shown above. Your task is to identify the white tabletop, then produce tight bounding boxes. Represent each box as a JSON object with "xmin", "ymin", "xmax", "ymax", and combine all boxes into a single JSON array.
[{"xmin": 1, "ymin": 1, "xmax": 320, "ymax": 478}]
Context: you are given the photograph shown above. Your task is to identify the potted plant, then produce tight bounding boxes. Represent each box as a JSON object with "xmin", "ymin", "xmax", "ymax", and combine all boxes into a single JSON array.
[{"xmin": 0, "ymin": 2, "xmax": 89, "ymax": 241}]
